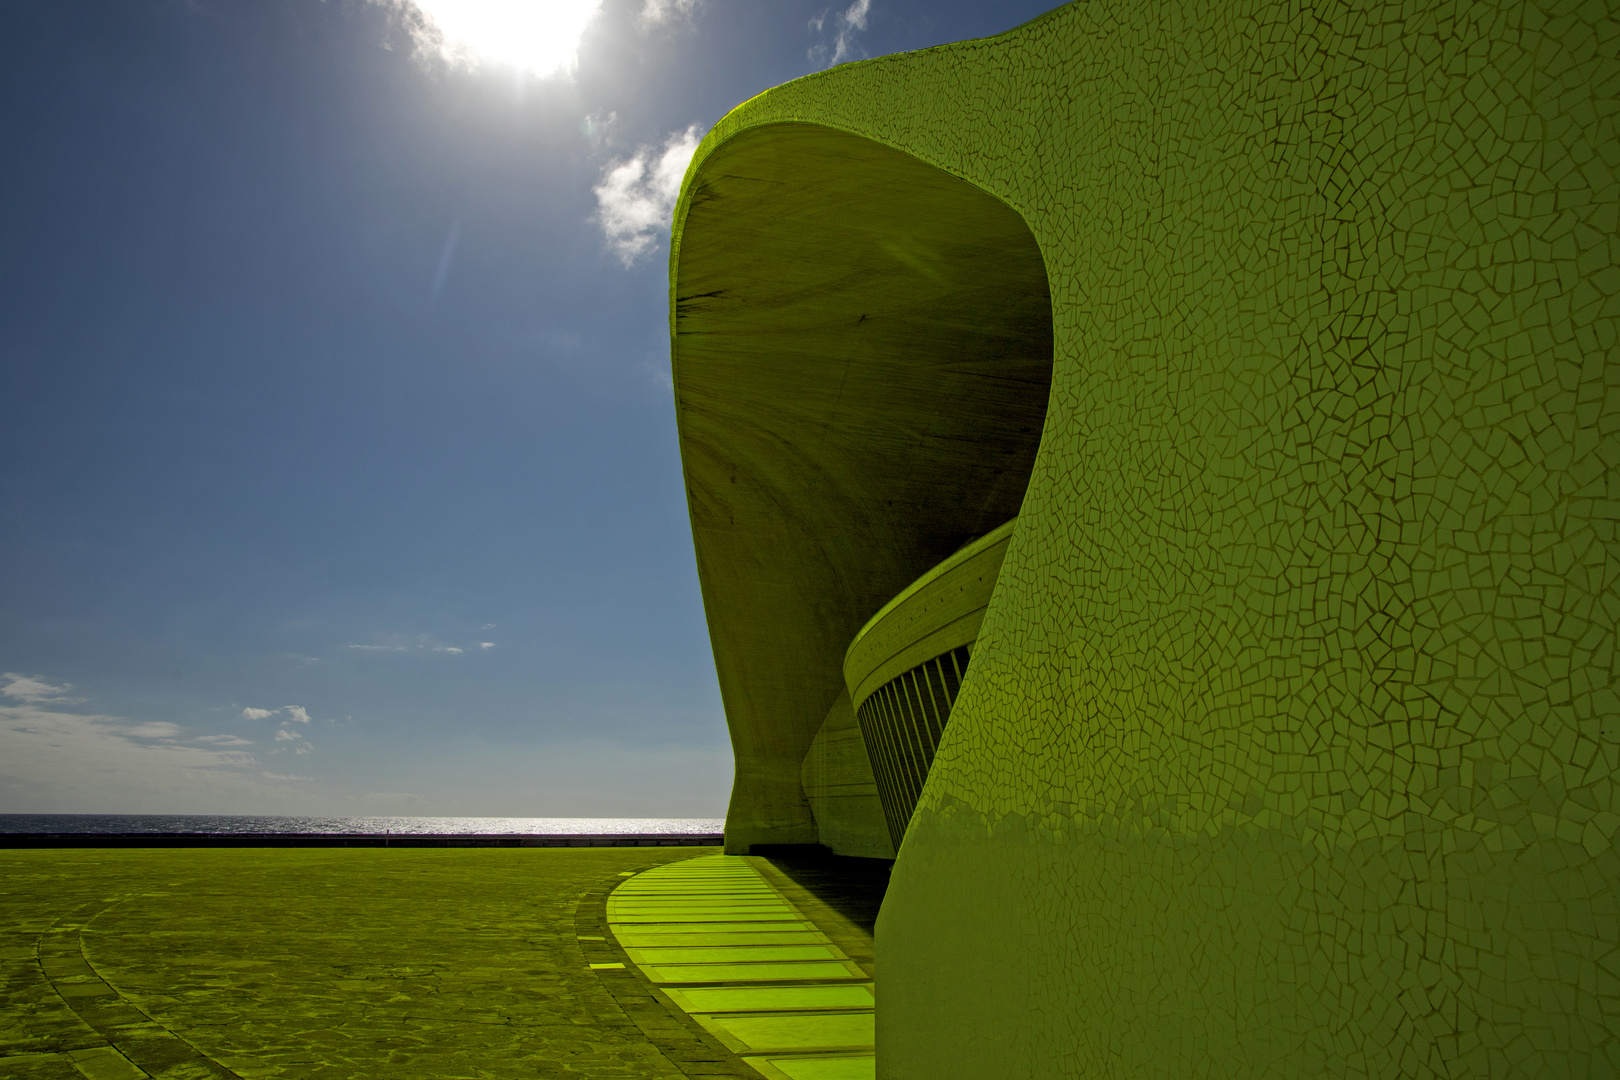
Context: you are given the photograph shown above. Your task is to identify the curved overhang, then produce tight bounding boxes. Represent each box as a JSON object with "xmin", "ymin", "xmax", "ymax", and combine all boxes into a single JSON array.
[
  {"xmin": 843, "ymin": 518, "xmax": 1016, "ymax": 714},
  {"xmin": 670, "ymin": 122, "xmax": 1052, "ymax": 852}
]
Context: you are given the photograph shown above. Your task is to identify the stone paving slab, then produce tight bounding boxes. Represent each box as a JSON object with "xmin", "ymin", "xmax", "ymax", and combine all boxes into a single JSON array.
[
  {"xmin": 693, "ymin": 1012, "xmax": 874, "ymax": 1055},
  {"xmin": 662, "ymin": 987, "xmax": 873, "ymax": 1014},
  {"xmin": 638, "ymin": 962, "xmax": 866, "ymax": 984},
  {"xmin": 606, "ymin": 857, "xmax": 876, "ymax": 1079},
  {"xmin": 742, "ymin": 1053, "xmax": 875, "ymax": 1080},
  {"xmin": 624, "ymin": 946, "xmax": 841, "ymax": 965},
  {"xmin": 614, "ymin": 932, "xmax": 828, "ymax": 949}
]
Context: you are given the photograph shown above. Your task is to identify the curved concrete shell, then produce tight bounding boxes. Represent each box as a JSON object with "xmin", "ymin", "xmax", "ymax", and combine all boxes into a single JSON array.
[
  {"xmin": 672, "ymin": 123, "xmax": 1053, "ymax": 854},
  {"xmin": 671, "ymin": 3, "xmax": 1620, "ymax": 1076}
]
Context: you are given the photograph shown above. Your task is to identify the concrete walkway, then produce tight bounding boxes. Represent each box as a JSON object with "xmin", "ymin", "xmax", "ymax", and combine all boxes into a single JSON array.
[{"xmin": 608, "ymin": 855, "xmax": 875, "ymax": 1080}]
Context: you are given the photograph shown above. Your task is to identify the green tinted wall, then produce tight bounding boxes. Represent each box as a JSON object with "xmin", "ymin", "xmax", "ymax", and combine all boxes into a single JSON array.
[{"xmin": 672, "ymin": 0, "xmax": 1619, "ymax": 1075}]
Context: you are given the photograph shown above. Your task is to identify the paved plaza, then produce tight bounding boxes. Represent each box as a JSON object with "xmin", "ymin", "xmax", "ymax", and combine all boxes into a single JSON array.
[{"xmin": 0, "ymin": 846, "xmax": 867, "ymax": 1079}]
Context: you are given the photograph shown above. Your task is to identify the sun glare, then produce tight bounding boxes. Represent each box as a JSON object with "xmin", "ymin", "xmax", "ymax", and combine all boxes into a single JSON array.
[{"xmin": 406, "ymin": 0, "xmax": 603, "ymax": 78}]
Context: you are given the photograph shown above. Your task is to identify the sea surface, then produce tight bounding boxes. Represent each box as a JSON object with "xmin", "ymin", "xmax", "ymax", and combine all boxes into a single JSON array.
[{"xmin": 0, "ymin": 814, "xmax": 724, "ymax": 836}]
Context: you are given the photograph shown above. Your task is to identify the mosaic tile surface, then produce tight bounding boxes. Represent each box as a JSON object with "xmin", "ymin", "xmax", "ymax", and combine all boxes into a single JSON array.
[{"xmin": 672, "ymin": 0, "xmax": 1619, "ymax": 1075}]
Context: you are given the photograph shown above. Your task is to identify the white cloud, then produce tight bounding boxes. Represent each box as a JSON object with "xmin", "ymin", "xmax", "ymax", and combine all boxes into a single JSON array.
[
  {"xmin": 242, "ymin": 704, "xmax": 311, "ymax": 724},
  {"xmin": 122, "ymin": 722, "xmax": 183, "ymax": 739},
  {"xmin": 478, "ymin": 642, "xmax": 496, "ymax": 650},
  {"xmin": 378, "ymin": 0, "xmax": 603, "ymax": 78},
  {"xmin": 347, "ymin": 633, "xmax": 472, "ymax": 655},
  {"xmin": 580, "ymin": 111, "xmax": 615, "ymax": 150},
  {"xmin": 594, "ymin": 125, "xmax": 704, "ymax": 266},
  {"xmin": 640, "ymin": 0, "xmax": 699, "ymax": 24},
  {"xmin": 2, "ymin": 673, "xmax": 83, "ymax": 705},
  {"xmin": 810, "ymin": 0, "xmax": 872, "ymax": 66},
  {"xmin": 0, "ymin": 673, "xmax": 277, "ymax": 812},
  {"xmin": 275, "ymin": 728, "xmax": 313, "ymax": 756},
  {"xmin": 262, "ymin": 772, "xmax": 311, "ymax": 782},
  {"xmin": 197, "ymin": 735, "xmax": 254, "ymax": 747}
]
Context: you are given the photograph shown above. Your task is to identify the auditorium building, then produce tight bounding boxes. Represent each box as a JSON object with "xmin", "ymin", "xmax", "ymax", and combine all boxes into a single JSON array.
[{"xmin": 668, "ymin": 2, "xmax": 1618, "ymax": 1074}]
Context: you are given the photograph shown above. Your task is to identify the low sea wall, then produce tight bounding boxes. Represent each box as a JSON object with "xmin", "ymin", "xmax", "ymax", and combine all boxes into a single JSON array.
[{"xmin": 0, "ymin": 832, "xmax": 724, "ymax": 848}]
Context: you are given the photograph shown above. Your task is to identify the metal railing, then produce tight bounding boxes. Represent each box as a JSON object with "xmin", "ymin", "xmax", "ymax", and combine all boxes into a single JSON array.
[{"xmin": 854, "ymin": 644, "xmax": 973, "ymax": 849}]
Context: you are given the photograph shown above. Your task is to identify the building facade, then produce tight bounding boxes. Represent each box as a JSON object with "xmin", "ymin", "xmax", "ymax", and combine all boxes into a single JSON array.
[{"xmin": 670, "ymin": 2, "xmax": 1619, "ymax": 1075}]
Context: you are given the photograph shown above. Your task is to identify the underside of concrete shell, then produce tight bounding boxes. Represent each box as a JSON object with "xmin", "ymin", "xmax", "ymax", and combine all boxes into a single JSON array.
[{"xmin": 671, "ymin": 123, "xmax": 1053, "ymax": 855}]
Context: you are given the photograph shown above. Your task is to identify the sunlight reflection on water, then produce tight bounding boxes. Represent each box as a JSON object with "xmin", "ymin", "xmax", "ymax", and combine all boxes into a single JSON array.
[{"xmin": 0, "ymin": 814, "xmax": 724, "ymax": 835}]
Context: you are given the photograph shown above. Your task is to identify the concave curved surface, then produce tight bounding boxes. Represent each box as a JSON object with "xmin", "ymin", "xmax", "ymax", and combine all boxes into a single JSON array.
[{"xmin": 671, "ymin": 123, "xmax": 1053, "ymax": 852}]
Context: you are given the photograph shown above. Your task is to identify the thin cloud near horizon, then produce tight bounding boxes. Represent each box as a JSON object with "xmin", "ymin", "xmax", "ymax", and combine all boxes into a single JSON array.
[{"xmin": 0, "ymin": 673, "xmax": 283, "ymax": 812}]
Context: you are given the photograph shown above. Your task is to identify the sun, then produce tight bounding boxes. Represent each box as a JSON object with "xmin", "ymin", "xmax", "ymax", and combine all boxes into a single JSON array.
[{"xmin": 405, "ymin": 0, "xmax": 604, "ymax": 79}]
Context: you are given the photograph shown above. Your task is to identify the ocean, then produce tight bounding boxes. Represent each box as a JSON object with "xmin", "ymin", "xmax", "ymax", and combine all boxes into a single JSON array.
[{"xmin": 0, "ymin": 814, "xmax": 725, "ymax": 836}]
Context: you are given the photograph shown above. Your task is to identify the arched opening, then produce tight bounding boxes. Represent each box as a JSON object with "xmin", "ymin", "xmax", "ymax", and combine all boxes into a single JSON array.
[{"xmin": 672, "ymin": 122, "xmax": 1052, "ymax": 854}]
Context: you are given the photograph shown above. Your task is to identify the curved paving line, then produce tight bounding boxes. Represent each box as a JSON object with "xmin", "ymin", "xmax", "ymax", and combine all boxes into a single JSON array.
[
  {"xmin": 603, "ymin": 855, "xmax": 877, "ymax": 1080},
  {"xmin": 36, "ymin": 898, "xmax": 243, "ymax": 1080},
  {"xmin": 575, "ymin": 863, "xmax": 761, "ymax": 1078}
]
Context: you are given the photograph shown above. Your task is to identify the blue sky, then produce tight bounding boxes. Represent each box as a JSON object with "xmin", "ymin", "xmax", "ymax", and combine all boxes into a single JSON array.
[{"xmin": 0, "ymin": 0, "xmax": 1054, "ymax": 817}]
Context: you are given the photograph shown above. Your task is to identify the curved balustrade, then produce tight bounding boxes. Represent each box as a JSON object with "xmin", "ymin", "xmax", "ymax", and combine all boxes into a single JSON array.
[{"xmin": 841, "ymin": 518, "xmax": 1015, "ymax": 847}]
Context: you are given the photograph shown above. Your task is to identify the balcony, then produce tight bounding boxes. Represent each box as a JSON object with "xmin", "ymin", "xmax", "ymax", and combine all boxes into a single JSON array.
[{"xmin": 841, "ymin": 518, "xmax": 1016, "ymax": 848}]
